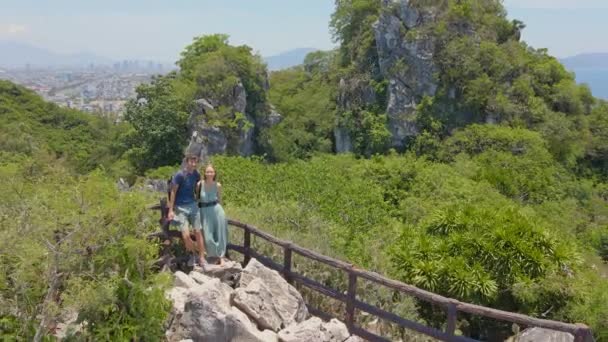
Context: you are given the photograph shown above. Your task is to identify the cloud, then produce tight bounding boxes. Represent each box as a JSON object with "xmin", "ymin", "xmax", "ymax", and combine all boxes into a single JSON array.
[
  {"xmin": 504, "ymin": 0, "xmax": 608, "ymax": 9},
  {"xmin": 0, "ymin": 23, "xmax": 27, "ymax": 35}
]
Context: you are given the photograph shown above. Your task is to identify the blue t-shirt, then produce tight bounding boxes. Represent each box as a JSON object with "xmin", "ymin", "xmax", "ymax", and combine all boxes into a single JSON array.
[{"xmin": 172, "ymin": 170, "xmax": 200, "ymax": 206}]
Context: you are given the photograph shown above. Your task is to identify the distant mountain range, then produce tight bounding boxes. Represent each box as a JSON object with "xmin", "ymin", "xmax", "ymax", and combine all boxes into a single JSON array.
[
  {"xmin": 263, "ymin": 48, "xmax": 318, "ymax": 71},
  {"xmin": 1, "ymin": 41, "xmax": 605, "ymax": 99},
  {"xmin": 560, "ymin": 53, "xmax": 608, "ymax": 99},
  {"xmin": 0, "ymin": 41, "xmax": 113, "ymax": 68},
  {"xmin": 560, "ymin": 53, "xmax": 608, "ymax": 69}
]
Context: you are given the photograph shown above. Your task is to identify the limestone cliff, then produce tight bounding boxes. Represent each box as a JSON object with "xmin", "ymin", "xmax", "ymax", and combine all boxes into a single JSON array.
[
  {"xmin": 335, "ymin": 0, "xmax": 441, "ymax": 152},
  {"xmin": 185, "ymin": 77, "xmax": 282, "ymax": 162},
  {"xmin": 373, "ymin": 0, "xmax": 439, "ymax": 149}
]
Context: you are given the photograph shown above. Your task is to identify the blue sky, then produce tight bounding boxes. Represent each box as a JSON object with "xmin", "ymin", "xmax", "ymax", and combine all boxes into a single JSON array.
[{"xmin": 0, "ymin": 0, "xmax": 607, "ymax": 62}]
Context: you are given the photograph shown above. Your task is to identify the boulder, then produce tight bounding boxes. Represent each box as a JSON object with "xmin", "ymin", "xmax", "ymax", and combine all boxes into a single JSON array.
[
  {"xmin": 510, "ymin": 328, "xmax": 574, "ymax": 342},
  {"xmin": 199, "ymin": 260, "xmax": 243, "ymax": 287},
  {"xmin": 277, "ymin": 317, "xmax": 350, "ymax": 342},
  {"xmin": 232, "ymin": 277, "xmax": 286, "ymax": 331},
  {"xmin": 256, "ymin": 105, "xmax": 283, "ymax": 128},
  {"xmin": 225, "ymin": 307, "xmax": 278, "ymax": 342},
  {"xmin": 166, "ymin": 286, "xmax": 190, "ymax": 316},
  {"xmin": 168, "ymin": 278, "xmax": 232, "ymax": 341},
  {"xmin": 51, "ymin": 309, "xmax": 83, "ymax": 340},
  {"xmin": 116, "ymin": 178, "xmax": 130, "ymax": 192},
  {"xmin": 239, "ymin": 259, "xmax": 308, "ymax": 324},
  {"xmin": 168, "ymin": 277, "xmax": 277, "ymax": 342},
  {"xmin": 188, "ymin": 271, "xmax": 214, "ymax": 286},
  {"xmin": 142, "ymin": 178, "xmax": 168, "ymax": 193},
  {"xmin": 174, "ymin": 271, "xmax": 198, "ymax": 289}
]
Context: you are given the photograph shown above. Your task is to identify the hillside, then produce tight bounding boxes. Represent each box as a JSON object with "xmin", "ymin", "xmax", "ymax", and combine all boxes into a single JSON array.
[
  {"xmin": 0, "ymin": 80, "xmax": 125, "ymax": 173},
  {"xmin": 2, "ymin": 0, "xmax": 608, "ymax": 341}
]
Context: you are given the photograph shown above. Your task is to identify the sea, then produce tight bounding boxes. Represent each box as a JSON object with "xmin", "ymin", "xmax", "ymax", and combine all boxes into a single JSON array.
[{"xmin": 571, "ymin": 68, "xmax": 608, "ymax": 100}]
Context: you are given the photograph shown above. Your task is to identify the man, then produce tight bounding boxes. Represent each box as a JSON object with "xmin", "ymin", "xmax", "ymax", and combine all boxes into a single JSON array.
[{"xmin": 167, "ymin": 154, "xmax": 206, "ymax": 267}]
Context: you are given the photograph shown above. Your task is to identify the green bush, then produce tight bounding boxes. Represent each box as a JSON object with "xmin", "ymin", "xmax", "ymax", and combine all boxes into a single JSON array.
[{"xmin": 0, "ymin": 159, "xmax": 168, "ymax": 340}]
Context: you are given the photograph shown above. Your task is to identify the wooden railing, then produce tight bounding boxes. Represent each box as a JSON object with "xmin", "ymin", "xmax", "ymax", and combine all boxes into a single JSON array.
[{"xmin": 149, "ymin": 199, "xmax": 595, "ymax": 342}]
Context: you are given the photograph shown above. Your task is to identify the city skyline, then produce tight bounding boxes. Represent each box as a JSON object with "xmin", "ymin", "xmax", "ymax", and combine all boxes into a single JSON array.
[{"xmin": 1, "ymin": 0, "xmax": 607, "ymax": 63}]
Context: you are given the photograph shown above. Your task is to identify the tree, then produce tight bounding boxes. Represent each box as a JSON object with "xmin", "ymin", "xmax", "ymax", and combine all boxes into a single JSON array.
[
  {"xmin": 330, "ymin": 0, "xmax": 381, "ymax": 68},
  {"xmin": 123, "ymin": 75, "xmax": 191, "ymax": 172}
]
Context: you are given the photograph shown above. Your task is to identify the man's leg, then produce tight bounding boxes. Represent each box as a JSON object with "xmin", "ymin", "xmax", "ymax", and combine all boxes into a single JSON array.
[
  {"xmin": 190, "ymin": 204, "xmax": 206, "ymax": 265},
  {"xmin": 175, "ymin": 206, "xmax": 194, "ymax": 252},
  {"xmin": 193, "ymin": 230, "xmax": 206, "ymax": 266},
  {"xmin": 181, "ymin": 227, "xmax": 194, "ymax": 252}
]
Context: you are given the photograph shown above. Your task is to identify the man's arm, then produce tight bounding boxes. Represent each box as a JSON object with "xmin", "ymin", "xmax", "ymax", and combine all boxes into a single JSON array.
[{"xmin": 167, "ymin": 184, "xmax": 178, "ymax": 221}]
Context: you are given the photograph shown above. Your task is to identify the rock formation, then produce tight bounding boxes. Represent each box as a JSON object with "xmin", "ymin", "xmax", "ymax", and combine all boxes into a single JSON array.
[
  {"xmin": 165, "ymin": 258, "xmax": 362, "ymax": 342},
  {"xmin": 508, "ymin": 327, "xmax": 574, "ymax": 342},
  {"xmin": 374, "ymin": 0, "xmax": 439, "ymax": 149},
  {"xmin": 185, "ymin": 77, "xmax": 282, "ymax": 161},
  {"xmin": 335, "ymin": 0, "xmax": 441, "ymax": 151}
]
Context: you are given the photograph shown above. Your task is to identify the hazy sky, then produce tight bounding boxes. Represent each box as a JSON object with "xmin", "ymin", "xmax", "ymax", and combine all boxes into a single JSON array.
[{"xmin": 0, "ymin": 0, "xmax": 607, "ymax": 62}]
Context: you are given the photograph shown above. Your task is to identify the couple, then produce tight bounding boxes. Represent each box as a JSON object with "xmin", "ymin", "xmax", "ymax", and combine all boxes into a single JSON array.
[{"xmin": 167, "ymin": 154, "xmax": 228, "ymax": 268}]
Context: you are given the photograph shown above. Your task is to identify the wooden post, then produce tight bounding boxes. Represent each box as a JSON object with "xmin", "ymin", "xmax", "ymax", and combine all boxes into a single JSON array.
[
  {"xmin": 345, "ymin": 271, "xmax": 357, "ymax": 331},
  {"xmin": 283, "ymin": 242, "xmax": 293, "ymax": 284},
  {"xmin": 159, "ymin": 197, "xmax": 172, "ymax": 271},
  {"xmin": 160, "ymin": 197, "xmax": 169, "ymax": 236},
  {"xmin": 446, "ymin": 302, "xmax": 457, "ymax": 336},
  {"xmin": 244, "ymin": 226, "xmax": 251, "ymax": 265}
]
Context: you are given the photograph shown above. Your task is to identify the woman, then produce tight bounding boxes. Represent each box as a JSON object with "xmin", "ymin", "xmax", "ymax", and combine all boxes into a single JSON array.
[{"xmin": 197, "ymin": 164, "xmax": 229, "ymax": 265}]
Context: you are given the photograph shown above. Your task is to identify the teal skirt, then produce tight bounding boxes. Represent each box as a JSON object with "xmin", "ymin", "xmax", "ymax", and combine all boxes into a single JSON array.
[{"xmin": 200, "ymin": 203, "xmax": 228, "ymax": 258}]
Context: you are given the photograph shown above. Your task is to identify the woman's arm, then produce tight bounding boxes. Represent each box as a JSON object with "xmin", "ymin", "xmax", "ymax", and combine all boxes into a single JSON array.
[{"xmin": 217, "ymin": 182, "xmax": 222, "ymax": 205}]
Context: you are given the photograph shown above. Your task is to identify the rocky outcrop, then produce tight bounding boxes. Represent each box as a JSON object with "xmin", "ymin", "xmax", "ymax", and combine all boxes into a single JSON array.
[
  {"xmin": 166, "ymin": 270, "xmax": 278, "ymax": 342},
  {"xmin": 185, "ymin": 81, "xmax": 247, "ymax": 161},
  {"xmin": 185, "ymin": 78, "xmax": 281, "ymax": 161},
  {"xmin": 334, "ymin": 78, "xmax": 378, "ymax": 153},
  {"xmin": 278, "ymin": 317, "xmax": 350, "ymax": 342},
  {"xmin": 509, "ymin": 328, "xmax": 574, "ymax": 342},
  {"xmin": 334, "ymin": 126, "xmax": 353, "ymax": 154},
  {"xmin": 333, "ymin": 0, "xmax": 443, "ymax": 151},
  {"xmin": 237, "ymin": 258, "xmax": 308, "ymax": 330},
  {"xmin": 238, "ymin": 259, "xmax": 308, "ymax": 317},
  {"xmin": 372, "ymin": 0, "xmax": 439, "ymax": 149},
  {"xmin": 165, "ymin": 259, "xmax": 360, "ymax": 342}
]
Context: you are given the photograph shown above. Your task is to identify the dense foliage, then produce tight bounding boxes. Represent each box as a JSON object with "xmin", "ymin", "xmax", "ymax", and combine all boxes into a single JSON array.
[
  {"xmin": 123, "ymin": 34, "xmax": 271, "ymax": 171},
  {"xmin": 0, "ymin": 80, "xmax": 124, "ymax": 173},
  {"xmin": 203, "ymin": 145, "xmax": 608, "ymax": 339},
  {"xmin": 269, "ymin": 0, "xmax": 608, "ymax": 176},
  {"xmin": 267, "ymin": 51, "xmax": 338, "ymax": 160},
  {"xmin": 0, "ymin": 156, "xmax": 170, "ymax": 340},
  {"xmin": 260, "ymin": 1, "xmax": 608, "ymax": 336},
  {"xmin": 3, "ymin": 0, "xmax": 608, "ymax": 340},
  {"xmin": 0, "ymin": 82, "xmax": 171, "ymax": 340}
]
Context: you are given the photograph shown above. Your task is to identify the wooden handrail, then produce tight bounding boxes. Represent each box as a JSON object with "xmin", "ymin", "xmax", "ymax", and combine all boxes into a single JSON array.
[
  {"xmin": 150, "ymin": 203, "xmax": 595, "ymax": 342},
  {"xmin": 223, "ymin": 218, "xmax": 595, "ymax": 342}
]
